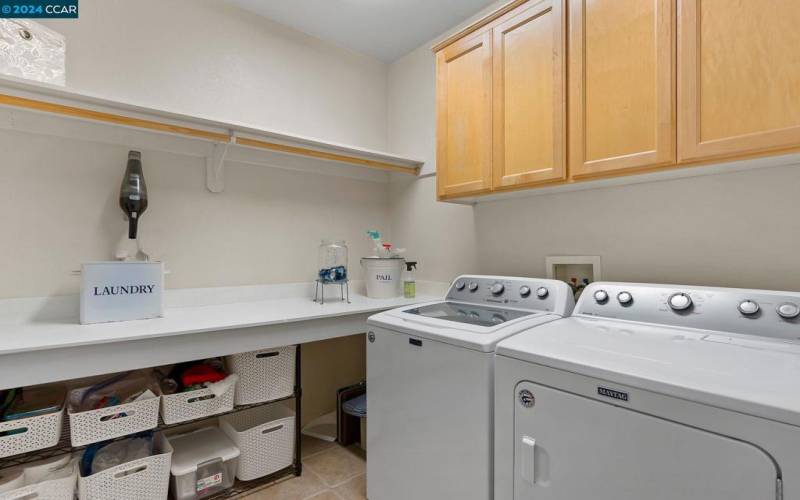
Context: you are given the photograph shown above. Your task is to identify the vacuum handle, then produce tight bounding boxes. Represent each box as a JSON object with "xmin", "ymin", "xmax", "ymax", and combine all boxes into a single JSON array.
[{"xmin": 128, "ymin": 213, "xmax": 139, "ymax": 239}]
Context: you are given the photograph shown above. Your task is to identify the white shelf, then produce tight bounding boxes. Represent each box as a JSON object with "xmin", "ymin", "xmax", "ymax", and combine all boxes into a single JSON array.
[{"xmin": 0, "ymin": 76, "xmax": 423, "ymax": 189}]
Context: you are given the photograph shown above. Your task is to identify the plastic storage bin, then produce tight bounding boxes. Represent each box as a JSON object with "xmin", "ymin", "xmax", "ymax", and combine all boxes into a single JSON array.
[
  {"xmin": 226, "ymin": 346, "xmax": 296, "ymax": 405},
  {"xmin": 160, "ymin": 376, "xmax": 236, "ymax": 425},
  {"xmin": 0, "ymin": 455, "xmax": 77, "ymax": 500},
  {"xmin": 219, "ymin": 404, "xmax": 295, "ymax": 481},
  {"xmin": 78, "ymin": 432, "xmax": 172, "ymax": 500},
  {"xmin": 168, "ymin": 427, "xmax": 240, "ymax": 500},
  {"xmin": 68, "ymin": 391, "xmax": 160, "ymax": 447},
  {"xmin": 0, "ymin": 408, "xmax": 63, "ymax": 459}
]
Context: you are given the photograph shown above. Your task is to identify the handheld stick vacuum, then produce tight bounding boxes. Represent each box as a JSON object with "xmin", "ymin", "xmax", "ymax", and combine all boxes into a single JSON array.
[{"xmin": 119, "ymin": 150, "xmax": 148, "ymax": 239}]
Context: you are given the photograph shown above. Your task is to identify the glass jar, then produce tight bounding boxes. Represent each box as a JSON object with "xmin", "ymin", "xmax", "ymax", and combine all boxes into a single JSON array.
[{"xmin": 318, "ymin": 240, "xmax": 348, "ymax": 283}]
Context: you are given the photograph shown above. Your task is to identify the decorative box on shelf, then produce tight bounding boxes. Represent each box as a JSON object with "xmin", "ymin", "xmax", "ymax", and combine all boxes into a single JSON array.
[{"xmin": 79, "ymin": 261, "xmax": 165, "ymax": 324}]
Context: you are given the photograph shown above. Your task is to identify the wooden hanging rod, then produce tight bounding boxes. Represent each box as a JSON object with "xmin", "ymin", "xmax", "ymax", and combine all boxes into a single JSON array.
[
  {"xmin": 0, "ymin": 93, "xmax": 420, "ymax": 175},
  {"xmin": 235, "ymin": 137, "xmax": 419, "ymax": 174},
  {"xmin": 0, "ymin": 93, "xmax": 231, "ymax": 142}
]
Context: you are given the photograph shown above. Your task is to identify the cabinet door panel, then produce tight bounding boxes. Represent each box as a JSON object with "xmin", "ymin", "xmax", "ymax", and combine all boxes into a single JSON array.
[
  {"xmin": 569, "ymin": 0, "xmax": 675, "ymax": 178},
  {"xmin": 678, "ymin": 0, "xmax": 800, "ymax": 161},
  {"xmin": 436, "ymin": 31, "xmax": 493, "ymax": 198},
  {"xmin": 493, "ymin": 0, "xmax": 566, "ymax": 189}
]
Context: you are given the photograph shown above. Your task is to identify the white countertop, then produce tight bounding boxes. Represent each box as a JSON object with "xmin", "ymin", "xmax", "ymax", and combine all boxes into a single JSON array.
[{"xmin": 0, "ymin": 281, "xmax": 445, "ymax": 356}]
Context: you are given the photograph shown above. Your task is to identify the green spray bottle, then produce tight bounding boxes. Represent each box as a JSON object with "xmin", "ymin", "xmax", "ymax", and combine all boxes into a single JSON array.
[{"xmin": 403, "ymin": 261, "xmax": 417, "ymax": 298}]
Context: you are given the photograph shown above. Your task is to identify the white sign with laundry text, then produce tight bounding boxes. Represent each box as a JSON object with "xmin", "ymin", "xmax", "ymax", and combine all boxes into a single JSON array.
[{"xmin": 80, "ymin": 261, "xmax": 164, "ymax": 324}]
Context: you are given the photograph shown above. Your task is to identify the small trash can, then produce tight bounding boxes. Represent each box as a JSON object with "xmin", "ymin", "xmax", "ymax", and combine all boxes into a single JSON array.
[
  {"xmin": 360, "ymin": 257, "xmax": 404, "ymax": 298},
  {"xmin": 342, "ymin": 394, "xmax": 367, "ymax": 451}
]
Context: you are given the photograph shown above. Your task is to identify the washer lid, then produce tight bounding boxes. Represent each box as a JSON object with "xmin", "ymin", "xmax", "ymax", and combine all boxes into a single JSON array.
[
  {"xmin": 496, "ymin": 316, "xmax": 800, "ymax": 427},
  {"xmin": 368, "ymin": 301, "xmax": 563, "ymax": 352},
  {"xmin": 403, "ymin": 301, "xmax": 536, "ymax": 327}
]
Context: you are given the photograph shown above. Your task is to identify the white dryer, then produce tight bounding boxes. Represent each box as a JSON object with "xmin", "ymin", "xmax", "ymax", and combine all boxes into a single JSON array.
[
  {"xmin": 495, "ymin": 282, "xmax": 800, "ymax": 500},
  {"xmin": 367, "ymin": 275, "xmax": 574, "ymax": 500}
]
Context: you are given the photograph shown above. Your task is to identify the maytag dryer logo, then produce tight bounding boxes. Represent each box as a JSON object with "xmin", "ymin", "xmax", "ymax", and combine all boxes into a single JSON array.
[{"xmin": 597, "ymin": 386, "xmax": 629, "ymax": 402}]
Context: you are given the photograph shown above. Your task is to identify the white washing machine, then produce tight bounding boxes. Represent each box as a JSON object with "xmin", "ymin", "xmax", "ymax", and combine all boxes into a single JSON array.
[
  {"xmin": 495, "ymin": 282, "xmax": 800, "ymax": 500},
  {"xmin": 366, "ymin": 275, "xmax": 574, "ymax": 500}
]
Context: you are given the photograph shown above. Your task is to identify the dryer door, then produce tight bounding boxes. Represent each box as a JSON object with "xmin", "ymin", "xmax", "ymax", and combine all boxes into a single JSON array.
[{"xmin": 513, "ymin": 381, "xmax": 779, "ymax": 500}]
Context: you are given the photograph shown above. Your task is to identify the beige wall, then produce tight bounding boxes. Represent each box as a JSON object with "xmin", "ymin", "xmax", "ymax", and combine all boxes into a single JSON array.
[
  {"xmin": 474, "ymin": 165, "xmax": 800, "ymax": 291},
  {"xmin": 40, "ymin": 0, "xmax": 388, "ymax": 150},
  {"xmin": 0, "ymin": 0, "xmax": 400, "ymax": 299},
  {"xmin": 387, "ymin": 45, "xmax": 437, "ymax": 176},
  {"xmin": 388, "ymin": 175, "xmax": 478, "ymax": 284},
  {"xmin": 0, "ymin": 130, "xmax": 389, "ymax": 298},
  {"xmin": 299, "ymin": 335, "xmax": 366, "ymax": 427},
  {"xmin": 386, "ymin": 167, "xmax": 800, "ymax": 293}
]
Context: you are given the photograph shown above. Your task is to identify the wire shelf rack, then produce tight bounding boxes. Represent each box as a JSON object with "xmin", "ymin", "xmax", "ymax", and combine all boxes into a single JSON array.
[{"xmin": 0, "ymin": 345, "xmax": 303, "ymax": 499}]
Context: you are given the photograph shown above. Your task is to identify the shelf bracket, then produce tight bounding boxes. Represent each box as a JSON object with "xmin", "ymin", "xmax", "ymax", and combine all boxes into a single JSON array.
[{"xmin": 206, "ymin": 132, "xmax": 235, "ymax": 193}]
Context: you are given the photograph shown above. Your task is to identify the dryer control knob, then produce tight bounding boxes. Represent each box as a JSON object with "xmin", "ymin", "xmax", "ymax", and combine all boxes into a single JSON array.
[
  {"xmin": 668, "ymin": 293, "xmax": 693, "ymax": 311},
  {"xmin": 454, "ymin": 280, "xmax": 465, "ymax": 291},
  {"xmin": 738, "ymin": 300, "xmax": 760, "ymax": 316},
  {"xmin": 617, "ymin": 291, "xmax": 633, "ymax": 305},
  {"xmin": 777, "ymin": 302, "xmax": 800, "ymax": 319},
  {"xmin": 536, "ymin": 287, "xmax": 549, "ymax": 299},
  {"xmin": 519, "ymin": 286, "xmax": 531, "ymax": 298},
  {"xmin": 468, "ymin": 282, "xmax": 479, "ymax": 292},
  {"xmin": 594, "ymin": 290, "xmax": 609, "ymax": 303},
  {"xmin": 490, "ymin": 283, "xmax": 505, "ymax": 295}
]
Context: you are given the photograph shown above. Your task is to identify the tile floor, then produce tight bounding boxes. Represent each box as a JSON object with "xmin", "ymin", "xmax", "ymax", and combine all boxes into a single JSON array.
[{"xmin": 237, "ymin": 436, "xmax": 366, "ymax": 500}]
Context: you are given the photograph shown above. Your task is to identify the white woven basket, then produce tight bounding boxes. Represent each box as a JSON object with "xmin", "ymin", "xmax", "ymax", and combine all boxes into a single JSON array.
[
  {"xmin": 0, "ymin": 458, "xmax": 77, "ymax": 500},
  {"xmin": 226, "ymin": 346, "xmax": 296, "ymax": 405},
  {"xmin": 0, "ymin": 409, "xmax": 63, "ymax": 459},
  {"xmin": 219, "ymin": 404, "xmax": 295, "ymax": 481},
  {"xmin": 159, "ymin": 378, "xmax": 236, "ymax": 425},
  {"xmin": 68, "ymin": 395, "xmax": 160, "ymax": 447},
  {"xmin": 78, "ymin": 433, "xmax": 172, "ymax": 500}
]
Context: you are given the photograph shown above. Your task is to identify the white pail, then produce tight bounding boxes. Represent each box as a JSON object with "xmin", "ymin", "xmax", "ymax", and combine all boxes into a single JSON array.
[{"xmin": 361, "ymin": 258, "xmax": 405, "ymax": 298}]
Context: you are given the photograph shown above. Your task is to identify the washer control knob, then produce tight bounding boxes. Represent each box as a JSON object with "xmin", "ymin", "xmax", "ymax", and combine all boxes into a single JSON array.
[
  {"xmin": 777, "ymin": 302, "xmax": 800, "ymax": 319},
  {"xmin": 738, "ymin": 300, "xmax": 760, "ymax": 316},
  {"xmin": 490, "ymin": 283, "xmax": 505, "ymax": 295},
  {"xmin": 617, "ymin": 291, "xmax": 633, "ymax": 305},
  {"xmin": 468, "ymin": 282, "xmax": 479, "ymax": 292},
  {"xmin": 454, "ymin": 280, "xmax": 465, "ymax": 291},
  {"xmin": 536, "ymin": 287, "xmax": 549, "ymax": 299},
  {"xmin": 519, "ymin": 286, "xmax": 531, "ymax": 298},
  {"xmin": 594, "ymin": 290, "xmax": 609, "ymax": 303},
  {"xmin": 668, "ymin": 293, "xmax": 693, "ymax": 311}
]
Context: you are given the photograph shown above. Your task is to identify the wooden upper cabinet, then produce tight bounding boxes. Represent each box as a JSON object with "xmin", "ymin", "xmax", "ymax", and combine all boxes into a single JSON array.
[
  {"xmin": 492, "ymin": 0, "xmax": 566, "ymax": 189},
  {"xmin": 435, "ymin": 0, "xmax": 800, "ymax": 200},
  {"xmin": 436, "ymin": 31, "xmax": 493, "ymax": 199},
  {"xmin": 569, "ymin": 0, "xmax": 675, "ymax": 178},
  {"xmin": 678, "ymin": 0, "xmax": 800, "ymax": 161}
]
